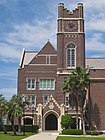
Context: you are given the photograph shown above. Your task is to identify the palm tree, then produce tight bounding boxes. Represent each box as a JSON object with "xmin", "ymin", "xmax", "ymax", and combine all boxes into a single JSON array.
[
  {"xmin": 7, "ymin": 99, "xmax": 21, "ymax": 135},
  {"xmin": 0, "ymin": 94, "xmax": 7, "ymax": 134},
  {"xmin": 63, "ymin": 67, "xmax": 90, "ymax": 134},
  {"xmin": 63, "ymin": 74, "xmax": 79, "ymax": 129},
  {"xmin": 11, "ymin": 94, "xmax": 29, "ymax": 133},
  {"xmin": 73, "ymin": 67, "xmax": 90, "ymax": 134},
  {"xmin": 7, "ymin": 94, "xmax": 29, "ymax": 135}
]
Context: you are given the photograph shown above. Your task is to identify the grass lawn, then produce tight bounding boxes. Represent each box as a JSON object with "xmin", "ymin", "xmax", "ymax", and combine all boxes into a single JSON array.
[
  {"xmin": 0, "ymin": 132, "xmax": 35, "ymax": 140},
  {"xmin": 56, "ymin": 136, "xmax": 105, "ymax": 140}
]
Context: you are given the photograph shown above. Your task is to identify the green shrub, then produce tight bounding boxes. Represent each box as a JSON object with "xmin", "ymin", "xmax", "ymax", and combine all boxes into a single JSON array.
[
  {"xmin": 62, "ymin": 129, "xmax": 83, "ymax": 135},
  {"xmin": 91, "ymin": 130, "xmax": 98, "ymax": 135},
  {"xmin": 0, "ymin": 125, "xmax": 39, "ymax": 133},
  {"xmin": 61, "ymin": 115, "xmax": 74, "ymax": 129},
  {"xmin": 21, "ymin": 125, "xmax": 39, "ymax": 133},
  {"xmin": 0, "ymin": 125, "xmax": 18, "ymax": 131},
  {"xmin": 86, "ymin": 130, "xmax": 91, "ymax": 135}
]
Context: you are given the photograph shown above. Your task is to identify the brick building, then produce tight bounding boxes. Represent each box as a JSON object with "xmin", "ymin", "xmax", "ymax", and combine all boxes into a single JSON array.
[{"xmin": 18, "ymin": 3, "xmax": 105, "ymax": 131}]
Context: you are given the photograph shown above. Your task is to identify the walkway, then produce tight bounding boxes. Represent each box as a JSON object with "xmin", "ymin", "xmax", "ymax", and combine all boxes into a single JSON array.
[{"xmin": 22, "ymin": 131, "xmax": 59, "ymax": 140}]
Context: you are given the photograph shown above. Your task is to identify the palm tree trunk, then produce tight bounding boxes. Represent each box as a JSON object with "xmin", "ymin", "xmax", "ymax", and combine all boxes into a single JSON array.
[
  {"xmin": 0, "ymin": 116, "xmax": 7, "ymax": 134},
  {"xmin": 18, "ymin": 117, "xmax": 21, "ymax": 132},
  {"xmin": 11, "ymin": 122, "xmax": 17, "ymax": 135},
  {"xmin": 76, "ymin": 108, "xmax": 78, "ymax": 129},
  {"xmin": 81, "ymin": 109, "xmax": 86, "ymax": 135},
  {"xmin": 1, "ymin": 122, "xmax": 7, "ymax": 134},
  {"xmin": 75, "ymin": 96, "xmax": 79, "ymax": 129}
]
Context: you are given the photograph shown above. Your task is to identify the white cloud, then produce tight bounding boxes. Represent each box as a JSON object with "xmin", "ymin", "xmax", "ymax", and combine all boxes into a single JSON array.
[
  {"xmin": 86, "ymin": 19, "xmax": 105, "ymax": 32},
  {"xmin": 0, "ymin": 17, "xmax": 57, "ymax": 61},
  {"xmin": 0, "ymin": 0, "xmax": 105, "ymax": 61},
  {"xmin": 86, "ymin": 33, "xmax": 105, "ymax": 51},
  {"xmin": 84, "ymin": 0, "xmax": 105, "ymax": 8},
  {"xmin": 0, "ymin": 43, "xmax": 21, "ymax": 59},
  {"xmin": 0, "ymin": 67, "xmax": 17, "ymax": 82},
  {"xmin": 0, "ymin": 88, "xmax": 17, "ymax": 100}
]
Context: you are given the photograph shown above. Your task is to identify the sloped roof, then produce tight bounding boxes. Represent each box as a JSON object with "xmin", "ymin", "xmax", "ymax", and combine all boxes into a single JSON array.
[
  {"xmin": 86, "ymin": 58, "xmax": 105, "ymax": 69},
  {"xmin": 38, "ymin": 41, "xmax": 57, "ymax": 55},
  {"xmin": 29, "ymin": 41, "xmax": 57, "ymax": 64},
  {"xmin": 19, "ymin": 49, "xmax": 37, "ymax": 68},
  {"xmin": 19, "ymin": 41, "xmax": 56, "ymax": 68},
  {"xmin": 22, "ymin": 51, "xmax": 37, "ymax": 67}
]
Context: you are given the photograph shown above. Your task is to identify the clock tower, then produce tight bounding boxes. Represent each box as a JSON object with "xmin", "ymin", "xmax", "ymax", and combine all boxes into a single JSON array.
[{"xmin": 57, "ymin": 3, "xmax": 85, "ymax": 72}]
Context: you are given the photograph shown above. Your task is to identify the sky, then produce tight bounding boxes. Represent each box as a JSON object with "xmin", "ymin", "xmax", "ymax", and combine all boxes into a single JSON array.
[{"xmin": 0, "ymin": 0, "xmax": 105, "ymax": 100}]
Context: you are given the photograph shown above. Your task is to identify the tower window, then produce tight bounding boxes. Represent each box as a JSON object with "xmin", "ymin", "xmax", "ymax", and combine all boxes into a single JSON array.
[{"xmin": 66, "ymin": 43, "xmax": 76, "ymax": 68}]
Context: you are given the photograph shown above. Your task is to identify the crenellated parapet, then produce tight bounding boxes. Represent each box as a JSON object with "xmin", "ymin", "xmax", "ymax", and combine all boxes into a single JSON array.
[{"xmin": 58, "ymin": 3, "xmax": 83, "ymax": 19}]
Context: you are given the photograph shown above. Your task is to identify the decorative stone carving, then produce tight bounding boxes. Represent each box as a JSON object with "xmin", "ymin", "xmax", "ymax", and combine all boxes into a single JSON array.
[{"xmin": 49, "ymin": 102, "xmax": 54, "ymax": 109}]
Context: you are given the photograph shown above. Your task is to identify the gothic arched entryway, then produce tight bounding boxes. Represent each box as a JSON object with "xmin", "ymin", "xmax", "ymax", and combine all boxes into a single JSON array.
[{"xmin": 45, "ymin": 113, "xmax": 58, "ymax": 130}]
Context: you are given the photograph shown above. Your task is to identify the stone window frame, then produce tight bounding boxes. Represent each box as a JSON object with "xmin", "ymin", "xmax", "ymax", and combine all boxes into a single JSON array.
[
  {"xmin": 39, "ymin": 79, "xmax": 55, "ymax": 90},
  {"xmin": 66, "ymin": 43, "xmax": 76, "ymax": 69},
  {"xmin": 28, "ymin": 95, "xmax": 36, "ymax": 107},
  {"xmin": 43, "ymin": 94, "xmax": 49, "ymax": 104},
  {"xmin": 26, "ymin": 78, "xmax": 36, "ymax": 90}
]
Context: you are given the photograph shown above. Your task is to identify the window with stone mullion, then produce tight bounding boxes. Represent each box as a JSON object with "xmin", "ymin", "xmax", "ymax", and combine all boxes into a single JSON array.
[{"xmin": 67, "ymin": 43, "xmax": 76, "ymax": 68}]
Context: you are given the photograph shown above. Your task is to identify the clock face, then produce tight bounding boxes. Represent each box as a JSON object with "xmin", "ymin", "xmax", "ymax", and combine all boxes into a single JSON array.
[{"xmin": 64, "ymin": 21, "xmax": 78, "ymax": 32}]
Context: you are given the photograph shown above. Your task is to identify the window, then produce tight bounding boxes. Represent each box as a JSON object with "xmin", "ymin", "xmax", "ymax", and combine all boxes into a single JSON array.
[
  {"xmin": 65, "ymin": 94, "xmax": 69, "ymax": 107},
  {"xmin": 66, "ymin": 43, "xmax": 76, "ymax": 68},
  {"xmin": 39, "ymin": 79, "xmax": 55, "ymax": 90},
  {"xmin": 43, "ymin": 95, "xmax": 49, "ymax": 104},
  {"xmin": 46, "ymin": 56, "xmax": 50, "ymax": 64},
  {"xmin": 32, "ymin": 96, "xmax": 35, "ymax": 104},
  {"xmin": 28, "ymin": 96, "xmax": 36, "ymax": 107},
  {"xmin": 27, "ymin": 79, "xmax": 36, "ymax": 90}
]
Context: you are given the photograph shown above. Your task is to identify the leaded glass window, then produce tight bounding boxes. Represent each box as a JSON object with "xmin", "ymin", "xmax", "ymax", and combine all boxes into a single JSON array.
[{"xmin": 67, "ymin": 43, "xmax": 76, "ymax": 68}]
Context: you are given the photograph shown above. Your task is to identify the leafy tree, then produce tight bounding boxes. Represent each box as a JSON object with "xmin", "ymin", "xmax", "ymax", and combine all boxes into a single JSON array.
[
  {"xmin": 61, "ymin": 115, "xmax": 74, "ymax": 129},
  {"xmin": 0, "ymin": 94, "xmax": 7, "ymax": 134}
]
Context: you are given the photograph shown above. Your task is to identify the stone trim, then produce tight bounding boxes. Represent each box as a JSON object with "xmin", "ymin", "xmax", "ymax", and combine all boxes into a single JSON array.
[{"xmin": 43, "ymin": 95, "xmax": 60, "ymax": 109}]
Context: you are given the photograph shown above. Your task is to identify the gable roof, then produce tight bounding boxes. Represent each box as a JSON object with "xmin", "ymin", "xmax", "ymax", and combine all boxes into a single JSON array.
[
  {"xmin": 19, "ymin": 41, "xmax": 56, "ymax": 68},
  {"xmin": 29, "ymin": 41, "xmax": 57, "ymax": 64},
  {"xmin": 86, "ymin": 58, "xmax": 105, "ymax": 69},
  {"xmin": 38, "ymin": 41, "xmax": 57, "ymax": 55}
]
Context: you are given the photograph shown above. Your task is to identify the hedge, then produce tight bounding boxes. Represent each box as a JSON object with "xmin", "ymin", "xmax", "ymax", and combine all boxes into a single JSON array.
[
  {"xmin": 62, "ymin": 129, "xmax": 83, "ymax": 135},
  {"xmin": 90, "ymin": 130, "xmax": 99, "ymax": 135},
  {"xmin": 21, "ymin": 125, "xmax": 39, "ymax": 132},
  {"xmin": 0, "ymin": 125, "xmax": 39, "ymax": 133},
  {"xmin": 86, "ymin": 130, "xmax": 99, "ymax": 135}
]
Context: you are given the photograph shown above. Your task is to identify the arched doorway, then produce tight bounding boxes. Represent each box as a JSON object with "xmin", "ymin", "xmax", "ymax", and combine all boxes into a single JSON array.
[
  {"xmin": 24, "ymin": 118, "xmax": 33, "ymax": 125},
  {"xmin": 45, "ymin": 113, "xmax": 58, "ymax": 130}
]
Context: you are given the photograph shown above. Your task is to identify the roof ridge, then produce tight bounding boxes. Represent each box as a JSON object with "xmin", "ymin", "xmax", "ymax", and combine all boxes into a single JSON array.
[{"xmin": 86, "ymin": 58, "xmax": 105, "ymax": 59}]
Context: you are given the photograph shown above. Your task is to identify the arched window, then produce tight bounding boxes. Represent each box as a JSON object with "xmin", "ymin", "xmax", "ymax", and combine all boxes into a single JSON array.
[{"xmin": 66, "ymin": 43, "xmax": 76, "ymax": 68}]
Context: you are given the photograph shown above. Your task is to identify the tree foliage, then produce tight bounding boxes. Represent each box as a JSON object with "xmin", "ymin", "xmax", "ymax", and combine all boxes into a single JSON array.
[
  {"xmin": 0, "ymin": 94, "xmax": 7, "ymax": 134},
  {"xmin": 63, "ymin": 66, "xmax": 90, "ymax": 134},
  {"xmin": 7, "ymin": 94, "xmax": 29, "ymax": 135},
  {"xmin": 61, "ymin": 115, "xmax": 74, "ymax": 129}
]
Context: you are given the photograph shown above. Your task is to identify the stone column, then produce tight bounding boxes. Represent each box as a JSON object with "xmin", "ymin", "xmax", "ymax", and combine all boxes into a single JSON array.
[{"xmin": 37, "ymin": 104, "xmax": 43, "ymax": 132}]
